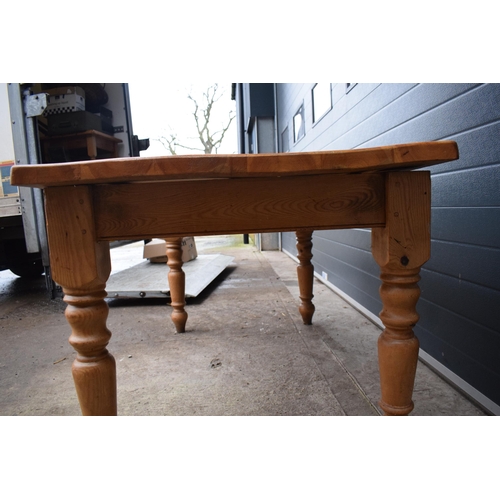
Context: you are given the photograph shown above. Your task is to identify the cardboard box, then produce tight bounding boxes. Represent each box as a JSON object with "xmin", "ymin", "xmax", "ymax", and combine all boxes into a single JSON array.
[
  {"xmin": 45, "ymin": 86, "xmax": 85, "ymax": 115},
  {"xmin": 144, "ymin": 237, "xmax": 197, "ymax": 263}
]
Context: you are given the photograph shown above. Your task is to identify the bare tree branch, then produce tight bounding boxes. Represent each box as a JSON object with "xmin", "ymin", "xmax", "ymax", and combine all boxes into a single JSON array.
[
  {"xmin": 157, "ymin": 133, "xmax": 179, "ymax": 155},
  {"xmin": 158, "ymin": 84, "xmax": 235, "ymax": 155}
]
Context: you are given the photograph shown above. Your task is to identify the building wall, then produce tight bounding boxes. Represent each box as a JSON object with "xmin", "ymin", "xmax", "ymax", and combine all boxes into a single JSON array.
[{"xmin": 276, "ymin": 83, "xmax": 500, "ymax": 412}]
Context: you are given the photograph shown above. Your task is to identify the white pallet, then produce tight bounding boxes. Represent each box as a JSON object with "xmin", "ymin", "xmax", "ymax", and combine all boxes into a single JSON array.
[{"xmin": 106, "ymin": 254, "xmax": 234, "ymax": 299}]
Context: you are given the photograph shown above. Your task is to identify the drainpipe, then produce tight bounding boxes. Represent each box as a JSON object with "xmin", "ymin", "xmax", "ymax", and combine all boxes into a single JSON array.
[
  {"xmin": 273, "ymin": 83, "xmax": 282, "ymax": 251},
  {"xmin": 234, "ymin": 83, "xmax": 246, "ymax": 154},
  {"xmin": 273, "ymin": 83, "xmax": 279, "ymax": 154}
]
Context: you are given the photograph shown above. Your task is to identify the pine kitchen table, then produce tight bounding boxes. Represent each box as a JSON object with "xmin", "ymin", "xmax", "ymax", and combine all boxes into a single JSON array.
[{"xmin": 11, "ymin": 141, "xmax": 459, "ymax": 416}]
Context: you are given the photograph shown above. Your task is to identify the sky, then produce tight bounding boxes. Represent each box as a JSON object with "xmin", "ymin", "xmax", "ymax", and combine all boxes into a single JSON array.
[{"xmin": 127, "ymin": 83, "xmax": 238, "ymax": 157}]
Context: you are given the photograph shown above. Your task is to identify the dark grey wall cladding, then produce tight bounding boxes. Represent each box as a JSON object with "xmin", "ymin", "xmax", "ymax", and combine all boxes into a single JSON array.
[{"xmin": 278, "ymin": 83, "xmax": 500, "ymax": 409}]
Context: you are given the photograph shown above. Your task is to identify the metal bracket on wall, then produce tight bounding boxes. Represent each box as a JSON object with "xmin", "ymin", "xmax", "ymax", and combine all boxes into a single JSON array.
[{"xmin": 24, "ymin": 92, "xmax": 48, "ymax": 118}]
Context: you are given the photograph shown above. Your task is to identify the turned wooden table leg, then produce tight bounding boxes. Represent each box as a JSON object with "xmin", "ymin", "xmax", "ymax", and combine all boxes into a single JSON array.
[
  {"xmin": 45, "ymin": 185, "xmax": 116, "ymax": 415},
  {"xmin": 64, "ymin": 285, "xmax": 116, "ymax": 416},
  {"xmin": 86, "ymin": 135, "xmax": 98, "ymax": 160},
  {"xmin": 296, "ymin": 229, "xmax": 315, "ymax": 325},
  {"xmin": 376, "ymin": 267, "xmax": 421, "ymax": 415},
  {"xmin": 165, "ymin": 237, "xmax": 188, "ymax": 333},
  {"xmin": 372, "ymin": 171, "xmax": 431, "ymax": 416}
]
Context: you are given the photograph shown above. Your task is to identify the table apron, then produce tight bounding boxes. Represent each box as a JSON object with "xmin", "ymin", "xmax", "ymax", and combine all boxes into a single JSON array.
[{"xmin": 92, "ymin": 173, "xmax": 386, "ymax": 240}]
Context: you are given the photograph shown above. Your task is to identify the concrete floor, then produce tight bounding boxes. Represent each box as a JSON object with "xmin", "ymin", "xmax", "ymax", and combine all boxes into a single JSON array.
[{"xmin": 0, "ymin": 235, "xmax": 486, "ymax": 416}]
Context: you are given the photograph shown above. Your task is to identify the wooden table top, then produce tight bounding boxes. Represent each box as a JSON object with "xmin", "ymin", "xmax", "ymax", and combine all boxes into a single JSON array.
[{"xmin": 11, "ymin": 141, "xmax": 458, "ymax": 188}]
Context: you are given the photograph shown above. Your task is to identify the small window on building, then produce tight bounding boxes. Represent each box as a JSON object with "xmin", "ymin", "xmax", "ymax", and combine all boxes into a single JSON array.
[
  {"xmin": 281, "ymin": 127, "xmax": 289, "ymax": 152},
  {"xmin": 312, "ymin": 83, "xmax": 332, "ymax": 123},
  {"xmin": 293, "ymin": 105, "xmax": 305, "ymax": 143},
  {"xmin": 346, "ymin": 83, "xmax": 357, "ymax": 93}
]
